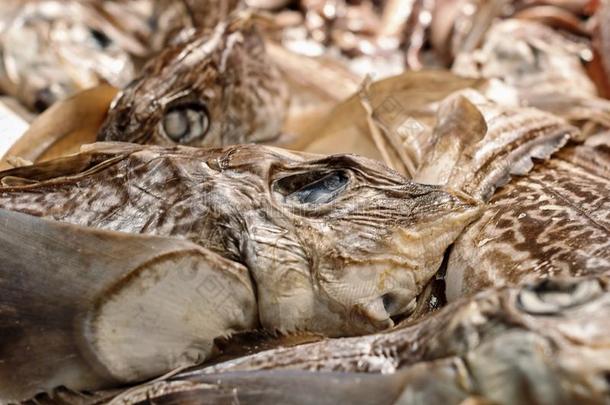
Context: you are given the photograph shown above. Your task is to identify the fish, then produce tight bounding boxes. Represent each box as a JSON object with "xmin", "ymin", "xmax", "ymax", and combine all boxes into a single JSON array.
[
  {"xmin": 0, "ymin": 0, "xmax": 147, "ymax": 111},
  {"xmin": 103, "ymin": 274, "xmax": 610, "ymax": 405},
  {"xmin": 97, "ymin": 11, "xmax": 290, "ymax": 147},
  {"xmin": 452, "ymin": 19, "xmax": 610, "ymax": 138},
  {"xmin": 0, "ymin": 142, "xmax": 481, "ymax": 399},
  {"xmin": 408, "ymin": 89, "xmax": 610, "ymax": 299}
]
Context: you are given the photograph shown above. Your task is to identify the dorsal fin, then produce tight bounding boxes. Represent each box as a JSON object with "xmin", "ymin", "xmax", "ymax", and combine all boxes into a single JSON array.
[{"xmin": 415, "ymin": 90, "xmax": 578, "ymax": 201}]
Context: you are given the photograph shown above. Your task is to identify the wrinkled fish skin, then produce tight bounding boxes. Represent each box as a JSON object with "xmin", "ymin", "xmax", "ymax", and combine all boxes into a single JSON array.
[
  {"xmin": 446, "ymin": 142, "xmax": 610, "ymax": 299},
  {"xmin": 109, "ymin": 276, "xmax": 610, "ymax": 405},
  {"xmin": 0, "ymin": 142, "xmax": 480, "ymax": 337},
  {"xmin": 98, "ymin": 12, "xmax": 289, "ymax": 147},
  {"xmin": 0, "ymin": 0, "xmax": 142, "ymax": 111}
]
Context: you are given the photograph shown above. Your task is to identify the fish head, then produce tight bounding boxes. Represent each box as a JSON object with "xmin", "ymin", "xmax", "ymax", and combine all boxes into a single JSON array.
[
  {"xmin": 98, "ymin": 16, "xmax": 288, "ymax": 147},
  {"xmin": 0, "ymin": 142, "xmax": 479, "ymax": 338},
  {"xmin": 219, "ymin": 146, "xmax": 483, "ymax": 336}
]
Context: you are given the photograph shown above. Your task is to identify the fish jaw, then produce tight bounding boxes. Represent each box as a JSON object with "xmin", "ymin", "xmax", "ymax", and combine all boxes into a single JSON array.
[
  {"xmin": 390, "ymin": 191, "xmax": 484, "ymax": 290},
  {"xmin": 313, "ymin": 188, "xmax": 483, "ymax": 335}
]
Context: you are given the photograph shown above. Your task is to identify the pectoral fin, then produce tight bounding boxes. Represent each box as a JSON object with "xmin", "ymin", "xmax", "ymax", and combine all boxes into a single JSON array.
[{"xmin": 0, "ymin": 209, "xmax": 257, "ymax": 402}]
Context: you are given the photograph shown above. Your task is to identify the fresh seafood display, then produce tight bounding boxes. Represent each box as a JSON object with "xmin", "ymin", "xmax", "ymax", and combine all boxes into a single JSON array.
[{"xmin": 0, "ymin": 1, "xmax": 609, "ymax": 404}]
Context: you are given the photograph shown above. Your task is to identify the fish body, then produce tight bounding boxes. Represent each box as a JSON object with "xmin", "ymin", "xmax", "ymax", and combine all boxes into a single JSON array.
[
  {"xmin": 0, "ymin": 141, "xmax": 480, "ymax": 338},
  {"xmin": 109, "ymin": 275, "xmax": 610, "ymax": 405},
  {"xmin": 446, "ymin": 142, "xmax": 610, "ymax": 299},
  {"xmin": 412, "ymin": 88, "xmax": 610, "ymax": 299}
]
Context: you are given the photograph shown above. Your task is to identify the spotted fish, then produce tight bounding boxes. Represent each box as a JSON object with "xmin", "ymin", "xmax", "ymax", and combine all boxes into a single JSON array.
[
  {"xmin": 97, "ymin": 11, "xmax": 289, "ymax": 147},
  {"xmin": 411, "ymin": 89, "xmax": 610, "ymax": 299}
]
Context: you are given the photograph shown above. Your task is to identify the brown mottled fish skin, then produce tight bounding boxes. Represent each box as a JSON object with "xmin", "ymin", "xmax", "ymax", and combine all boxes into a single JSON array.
[
  {"xmin": 411, "ymin": 89, "xmax": 609, "ymax": 300},
  {"xmin": 0, "ymin": 142, "xmax": 481, "ymax": 337},
  {"xmin": 446, "ymin": 143, "xmax": 610, "ymax": 299},
  {"xmin": 97, "ymin": 12, "xmax": 289, "ymax": 147},
  {"xmin": 118, "ymin": 276, "xmax": 610, "ymax": 405}
]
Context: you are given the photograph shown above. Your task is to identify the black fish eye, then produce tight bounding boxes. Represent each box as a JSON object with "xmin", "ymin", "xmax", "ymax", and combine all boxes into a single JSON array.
[
  {"xmin": 275, "ymin": 171, "xmax": 349, "ymax": 205},
  {"xmin": 161, "ymin": 101, "xmax": 210, "ymax": 144}
]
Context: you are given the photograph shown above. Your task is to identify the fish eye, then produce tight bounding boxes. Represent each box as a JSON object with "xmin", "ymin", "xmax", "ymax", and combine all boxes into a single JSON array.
[
  {"xmin": 160, "ymin": 101, "xmax": 210, "ymax": 144},
  {"xmin": 274, "ymin": 170, "xmax": 349, "ymax": 205},
  {"xmin": 517, "ymin": 278, "xmax": 602, "ymax": 315}
]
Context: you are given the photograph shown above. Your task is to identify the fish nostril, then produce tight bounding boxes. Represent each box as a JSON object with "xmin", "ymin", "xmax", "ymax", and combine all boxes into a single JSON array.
[{"xmin": 382, "ymin": 293, "xmax": 396, "ymax": 315}]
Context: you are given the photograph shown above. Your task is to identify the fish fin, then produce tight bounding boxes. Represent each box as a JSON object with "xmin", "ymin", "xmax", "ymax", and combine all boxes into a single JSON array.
[
  {"xmin": 106, "ymin": 370, "xmax": 410, "ymax": 405},
  {"xmin": 2, "ymin": 85, "xmax": 118, "ymax": 164},
  {"xmin": 415, "ymin": 94, "xmax": 488, "ymax": 185},
  {"xmin": 415, "ymin": 90, "xmax": 577, "ymax": 201},
  {"xmin": 0, "ymin": 209, "xmax": 256, "ymax": 402},
  {"xmin": 210, "ymin": 329, "xmax": 325, "ymax": 364}
]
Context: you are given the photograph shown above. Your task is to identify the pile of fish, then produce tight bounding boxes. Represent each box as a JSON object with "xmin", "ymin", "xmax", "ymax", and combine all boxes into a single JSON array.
[{"xmin": 0, "ymin": 1, "xmax": 609, "ymax": 404}]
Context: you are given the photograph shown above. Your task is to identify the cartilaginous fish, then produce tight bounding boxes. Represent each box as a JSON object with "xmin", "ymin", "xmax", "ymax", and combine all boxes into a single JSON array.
[
  {"xmin": 97, "ymin": 11, "xmax": 289, "ymax": 147},
  {"xmin": 0, "ymin": 142, "xmax": 480, "ymax": 399},
  {"xmin": 411, "ymin": 89, "xmax": 610, "ymax": 299}
]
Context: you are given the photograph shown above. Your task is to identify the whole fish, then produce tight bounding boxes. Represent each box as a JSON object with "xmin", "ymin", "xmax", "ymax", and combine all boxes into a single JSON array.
[
  {"xmin": 104, "ymin": 275, "xmax": 610, "ymax": 405},
  {"xmin": 0, "ymin": 142, "xmax": 480, "ymax": 399}
]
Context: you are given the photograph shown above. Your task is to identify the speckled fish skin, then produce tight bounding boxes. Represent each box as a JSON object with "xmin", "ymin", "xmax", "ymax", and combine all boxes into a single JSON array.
[
  {"xmin": 411, "ymin": 88, "xmax": 610, "ymax": 300},
  {"xmin": 0, "ymin": 142, "xmax": 481, "ymax": 337},
  {"xmin": 119, "ymin": 276, "xmax": 610, "ymax": 405},
  {"xmin": 446, "ymin": 142, "xmax": 610, "ymax": 300},
  {"xmin": 97, "ymin": 12, "xmax": 289, "ymax": 147}
]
